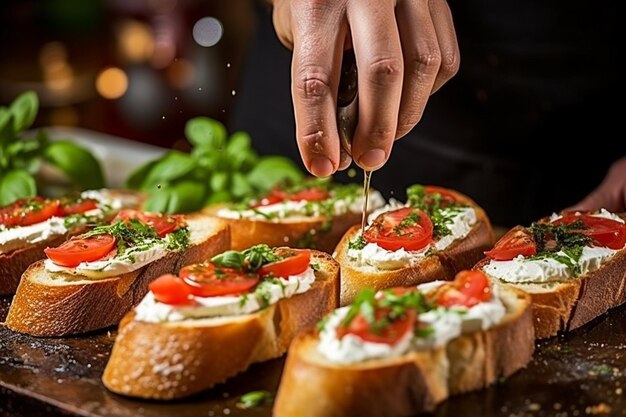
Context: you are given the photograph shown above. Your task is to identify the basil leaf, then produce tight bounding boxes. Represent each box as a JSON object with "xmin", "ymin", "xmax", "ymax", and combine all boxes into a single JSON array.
[
  {"xmin": 0, "ymin": 169, "xmax": 36, "ymax": 205},
  {"xmin": 226, "ymin": 131, "xmax": 257, "ymax": 171},
  {"xmin": 43, "ymin": 140, "xmax": 105, "ymax": 189},
  {"xmin": 210, "ymin": 171, "xmax": 228, "ymax": 192},
  {"xmin": 205, "ymin": 190, "xmax": 231, "ymax": 205},
  {"xmin": 246, "ymin": 156, "xmax": 303, "ymax": 192},
  {"xmin": 144, "ymin": 180, "xmax": 206, "ymax": 213},
  {"xmin": 211, "ymin": 250, "xmax": 244, "ymax": 269},
  {"xmin": 231, "ymin": 172, "xmax": 252, "ymax": 198},
  {"xmin": 185, "ymin": 117, "xmax": 226, "ymax": 150},
  {"xmin": 143, "ymin": 151, "xmax": 196, "ymax": 188},
  {"xmin": 0, "ymin": 109, "xmax": 14, "ymax": 145},
  {"xmin": 9, "ymin": 91, "xmax": 38, "ymax": 133},
  {"xmin": 125, "ymin": 159, "xmax": 158, "ymax": 189}
]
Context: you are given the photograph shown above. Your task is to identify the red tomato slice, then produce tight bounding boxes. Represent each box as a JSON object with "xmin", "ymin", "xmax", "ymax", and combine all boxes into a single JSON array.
[
  {"xmin": 424, "ymin": 186, "xmax": 457, "ymax": 206},
  {"xmin": 363, "ymin": 208, "xmax": 434, "ymax": 251},
  {"xmin": 336, "ymin": 306, "xmax": 417, "ymax": 345},
  {"xmin": 553, "ymin": 213, "xmax": 626, "ymax": 250},
  {"xmin": 180, "ymin": 263, "xmax": 260, "ymax": 297},
  {"xmin": 149, "ymin": 274, "xmax": 192, "ymax": 305},
  {"xmin": 114, "ymin": 209, "xmax": 182, "ymax": 237},
  {"xmin": 485, "ymin": 226, "xmax": 537, "ymax": 260},
  {"xmin": 44, "ymin": 234, "xmax": 116, "ymax": 267},
  {"xmin": 56, "ymin": 198, "xmax": 98, "ymax": 217},
  {"xmin": 437, "ymin": 270, "xmax": 492, "ymax": 308},
  {"xmin": 258, "ymin": 249, "xmax": 311, "ymax": 278},
  {"xmin": 289, "ymin": 187, "xmax": 330, "ymax": 202},
  {"xmin": 0, "ymin": 197, "xmax": 60, "ymax": 227}
]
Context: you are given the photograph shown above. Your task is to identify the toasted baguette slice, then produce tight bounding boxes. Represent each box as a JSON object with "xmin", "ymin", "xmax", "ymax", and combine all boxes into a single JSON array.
[
  {"xmin": 206, "ymin": 204, "xmax": 364, "ymax": 253},
  {"xmin": 0, "ymin": 189, "xmax": 144, "ymax": 295},
  {"xmin": 102, "ymin": 250, "xmax": 339, "ymax": 400},
  {"xmin": 4, "ymin": 214, "xmax": 229, "ymax": 337},
  {"xmin": 273, "ymin": 284, "xmax": 534, "ymax": 417},
  {"xmin": 335, "ymin": 189, "xmax": 494, "ymax": 305},
  {"xmin": 477, "ymin": 214, "xmax": 626, "ymax": 338}
]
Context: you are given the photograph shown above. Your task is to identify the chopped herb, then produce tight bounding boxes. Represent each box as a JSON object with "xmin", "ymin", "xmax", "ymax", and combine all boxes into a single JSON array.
[
  {"xmin": 310, "ymin": 263, "xmax": 320, "ymax": 271},
  {"xmin": 236, "ymin": 390, "xmax": 273, "ymax": 409},
  {"xmin": 239, "ymin": 292, "xmax": 249, "ymax": 308},
  {"xmin": 243, "ymin": 244, "xmax": 281, "ymax": 270},
  {"xmin": 405, "ymin": 184, "xmax": 467, "ymax": 238},
  {"xmin": 341, "ymin": 288, "xmax": 376, "ymax": 328},
  {"xmin": 165, "ymin": 226, "xmax": 190, "ymax": 252},
  {"xmin": 393, "ymin": 210, "xmax": 420, "ymax": 235},
  {"xmin": 414, "ymin": 326, "xmax": 435, "ymax": 338},
  {"xmin": 348, "ymin": 235, "xmax": 367, "ymax": 250},
  {"xmin": 316, "ymin": 314, "xmax": 330, "ymax": 332}
]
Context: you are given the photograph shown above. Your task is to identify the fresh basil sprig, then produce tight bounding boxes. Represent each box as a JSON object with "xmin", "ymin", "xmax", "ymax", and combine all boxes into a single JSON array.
[
  {"xmin": 125, "ymin": 117, "xmax": 304, "ymax": 213},
  {"xmin": 0, "ymin": 91, "xmax": 104, "ymax": 205}
]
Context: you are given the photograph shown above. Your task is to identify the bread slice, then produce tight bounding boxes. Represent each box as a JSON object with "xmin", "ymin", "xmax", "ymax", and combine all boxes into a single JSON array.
[
  {"xmin": 335, "ymin": 190, "xmax": 494, "ymax": 305},
  {"xmin": 102, "ymin": 250, "xmax": 339, "ymax": 400},
  {"xmin": 4, "ymin": 214, "xmax": 230, "ymax": 337},
  {"xmin": 0, "ymin": 189, "xmax": 144, "ymax": 295},
  {"xmin": 477, "ymin": 245, "xmax": 626, "ymax": 339},
  {"xmin": 205, "ymin": 204, "xmax": 365, "ymax": 253},
  {"xmin": 273, "ymin": 284, "xmax": 534, "ymax": 417}
]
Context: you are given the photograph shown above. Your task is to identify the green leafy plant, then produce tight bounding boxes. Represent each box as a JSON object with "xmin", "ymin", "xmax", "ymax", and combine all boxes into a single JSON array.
[
  {"xmin": 0, "ymin": 91, "xmax": 105, "ymax": 205},
  {"xmin": 126, "ymin": 117, "xmax": 304, "ymax": 213}
]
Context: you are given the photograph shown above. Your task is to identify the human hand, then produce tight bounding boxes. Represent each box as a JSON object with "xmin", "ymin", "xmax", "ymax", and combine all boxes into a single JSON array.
[
  {"xmin": 568, "ymin": 156, "xmax": 626, "ymax": 212},
  {"xmin": 270, "ymin": 0, "xmax": 459, "ymax": 176}
]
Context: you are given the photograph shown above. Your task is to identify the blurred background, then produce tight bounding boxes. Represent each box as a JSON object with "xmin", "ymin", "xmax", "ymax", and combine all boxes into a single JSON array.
[{"xmin": 0, "ymin": 0, "xmax": 253, "ymax": 150}]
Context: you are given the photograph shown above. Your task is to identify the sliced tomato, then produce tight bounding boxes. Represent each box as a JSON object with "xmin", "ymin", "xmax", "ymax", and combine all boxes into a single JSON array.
[
  {"xmin": 485, "ymin": 226, "xmax": 537, "ymax": 260},
  {"xmin": 336, "ymin": 306, "xmax": 416, "ymax": 345},
  {"xmin": 290, "ymin": 187, "xmax": 330, "ymax": 202},
  {"xmin": 250, "ymin": 189, "xmax": 287, "ymax": 208},
  {"xmin": 258, "ymin": 249, "xmax": 311, "ymax": 278},
  {"xmin": 114, "ymin": 209, "xmax": 182, "ymax": 237},
  {"xmin": 180, "ymin": 263, "xmax": 260, "ymax": 297},
  {"xmin": 553, "ymin": 213, "xmax": 626, "ymax": 250},
  {"xmin": 57, "ymin": 198, "xmax": 98, "ymax": 217},
  {"xmin": 437, "ymin": 270, "xmax": 492, "ymax": 308},
  {"xmin": 149, "ymin": 274, "xmax": 192, "ymax": 305},
  {"xmin": 0, "ymin": 197, "xmax": 60, "ymax": 227},
  {"xmin": 44, "ymin": 234, "xmax": 116, "ymax": 267},
  {"xmin": 424, "ymin": 186, "xmax": 457, "ymax": 206},
  {"xmin": 363, "ymin": 208, "xmax": 434, "ymax": 251}
]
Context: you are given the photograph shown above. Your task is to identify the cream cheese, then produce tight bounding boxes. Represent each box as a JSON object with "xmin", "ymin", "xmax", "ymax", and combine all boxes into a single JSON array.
[
  {"xmin": 216, "ymin": 191, "xmax": 385, "ymax": 221},
  {"xmin": 134, "ymin": 267, "xmax": 316, "ymax": 323},
  {"xmin": 347, "ymin": 207, "xmax": 477, "ymax": 270},
  {"xmin": 317, "ymin": 282, "xmax": 506, "ymax": 363},
  {"xmin": 484, "ymin": 246, "xmax": 620, "ymax": 284},
  {"xmin": 0, "ymin": 217, "xmax": 68, "ymax": 254},
  {"xmin": 45, "ymin": 242, "xmax": 168, "ymax": 279}
]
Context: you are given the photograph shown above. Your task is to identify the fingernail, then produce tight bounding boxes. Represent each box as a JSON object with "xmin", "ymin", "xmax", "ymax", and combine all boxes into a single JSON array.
[
  {"xmin": 310, "ymin": 157, "xmax": 334, "ymax": 177},
  {"xmin": 358, "ymin": 149, "xmax": 387, "ymax": 169}
]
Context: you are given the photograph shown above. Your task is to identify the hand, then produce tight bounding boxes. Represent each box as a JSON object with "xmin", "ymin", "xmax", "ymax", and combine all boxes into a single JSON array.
[
  {"xmin": 270, "ymin": 0, "xmax": 459, "ymax": 176},
  {"xmin": 568, "ymin": 156, "xmax": 626, "ymax": 212}
]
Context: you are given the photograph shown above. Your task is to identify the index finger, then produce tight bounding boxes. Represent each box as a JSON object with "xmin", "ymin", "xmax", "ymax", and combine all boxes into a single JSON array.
[{"xmin": 291, "ymin": 8, "xmax": 346, "ymax": 177}]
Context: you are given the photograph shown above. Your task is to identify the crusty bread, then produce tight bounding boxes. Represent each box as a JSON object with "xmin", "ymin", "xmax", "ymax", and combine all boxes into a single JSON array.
[
  {"xmin": 4, "ymin": 214, "xmax": 230, "ymax": 337},
  {"xmin": 102, "ymin": 251, "xmax": 339, "ymax": 400},
  {"xmin": 0, "ymin": 189, "xmax": 145, "ymax": 296},
  {"xmin": 273, "ymin": 284, "xmax": 534, "ymax": 417},
  {"xmin": 335, "ymin": 190, "xmax": 494, "ymax": 305},
  {"xmin": 477, "ymin": 244, "xmax": 626, "ymax": 339},
  {"xmin": 205, "ymin": 204, "xmax": 364, "ymax": 253}
]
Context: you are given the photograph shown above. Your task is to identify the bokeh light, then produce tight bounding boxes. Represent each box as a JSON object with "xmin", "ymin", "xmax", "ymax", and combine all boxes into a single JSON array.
[
  {"xmin": 192, "ymin": 17, "xmax": 223, "ymax": 47},
  {"xmin": 96, "ymin": 67, "xmax": 128, "ymax": 99},
  {"xmin": 116, "ymin": 20, "xmax": 155, "ymax": 63}
]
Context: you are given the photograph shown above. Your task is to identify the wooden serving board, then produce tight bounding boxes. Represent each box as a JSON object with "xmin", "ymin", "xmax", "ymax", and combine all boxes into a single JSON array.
[{"xmin": 2, "ymin": 296, "xmax": 626, "ymax": 417}]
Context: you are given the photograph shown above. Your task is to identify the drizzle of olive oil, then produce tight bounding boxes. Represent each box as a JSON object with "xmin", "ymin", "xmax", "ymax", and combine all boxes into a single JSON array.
[{"xmin": 361, "ymin": 170, "xmax": 372, "ymax": 236}]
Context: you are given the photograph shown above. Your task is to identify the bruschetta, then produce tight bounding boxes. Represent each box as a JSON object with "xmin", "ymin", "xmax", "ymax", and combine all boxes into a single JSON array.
[
  {"xmin": 0, "ymin": 189, "xmax": 142, "ymax": 295},
  {"xmin": 478, "ymin": 209, "xmax": 626, "ymax": 338},
  {"xmin": 5, "ymin": 209, "xmax": 229, "ymax": 336},
  {"xmin": 102, "ymin": 244, "xmax": 339, "ymax": 399},
  {"xmin": 205, "ymin": 178, "xmax": 385, "ymax": 253},
  {"xmin": 273, "ymin": 270, "xmax": 534, "ymax": 417},
  {"xmin": 334, "ymin": 184, "xmax": 494, "ymax": 305}
]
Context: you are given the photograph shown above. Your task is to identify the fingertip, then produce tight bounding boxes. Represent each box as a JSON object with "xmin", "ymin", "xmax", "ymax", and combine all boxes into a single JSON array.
[
  {"xmin": 355, "ymin": 148, "xmax": 387, "ymax": 171},
  {"xmin": 309, "ymin": 157, "xmax": 335, "ymax": 177},
  {"xmin": 338, "ymin": 150, "xmax": 352, "ymax": 171}
]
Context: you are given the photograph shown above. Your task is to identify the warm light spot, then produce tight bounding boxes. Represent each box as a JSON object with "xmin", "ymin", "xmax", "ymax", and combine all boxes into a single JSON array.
[
  {"xmin": 39, "ymin": 42, "xmax": 68, "ymax": 68},
  {"xmin": 192, "ymin": 17, "xmax": 223, "ymax": 47},
  {"xmin": 166, "ymin": 59, "xmax": 195, "ymax": 89},
  {"xmin": 96, "ymin": 67, "xmax": 128, "ymax": 99},
  {"xmin": 50, "ymin": 107, "xmax": 79, "ymax": 126},
  {"xmin": 117, "ymin": 20, "xmax": 154, "ymax": 63},
  {"xmin": 44, "ymin": 63, "xmax": 74, "ymax": 91}
]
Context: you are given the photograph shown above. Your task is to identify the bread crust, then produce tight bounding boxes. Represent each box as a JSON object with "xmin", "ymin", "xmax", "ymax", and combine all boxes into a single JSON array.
[
  {"xmin": 102, "ymin": 251, "xmax": 340, "ymax": 400},
  {"xmin": 335, "ymin": 189, "xmax": 494, "ymax": 305},
  {"xmin": 205, "ymin": 205, "xmax": 363, "ymax": 253},
  {"xmin": 273, "ymin": 286, "xmax": 533, "ymax": 417},
  {"xmin": 478, "ymin": 246, "xmax": 626, "ymax": 339},
  {"xmin": 4, "ymin": 216, "xmax": 230, "ymax": 337}
]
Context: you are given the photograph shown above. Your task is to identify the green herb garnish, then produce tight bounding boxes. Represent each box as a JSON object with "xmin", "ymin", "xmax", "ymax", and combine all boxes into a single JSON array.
[
  {"xmin": 348, "ymin": 235, "xmax": 367, "ymax": 250},
  {"xmin": 236, "ymin": 390, "xmax": 274, "ymax": 409},
  {"xmin": 406, "ymin": 184, "xmax": 466, "ymax": 238}
]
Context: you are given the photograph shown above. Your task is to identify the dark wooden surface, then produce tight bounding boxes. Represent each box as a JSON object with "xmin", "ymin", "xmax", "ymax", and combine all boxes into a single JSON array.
[{"xmin": 2, "ymin": 295, "xmax": 626, "ymax": 417}]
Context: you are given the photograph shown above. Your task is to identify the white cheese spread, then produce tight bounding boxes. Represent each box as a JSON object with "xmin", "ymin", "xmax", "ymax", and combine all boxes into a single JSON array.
[
  {"xmin": 134, "ymin": 267, "xmax": 316, "ymax": 322},
  {"xmin": 0, "ymin": 217, "xmax": 68, "ymax": 254}
]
